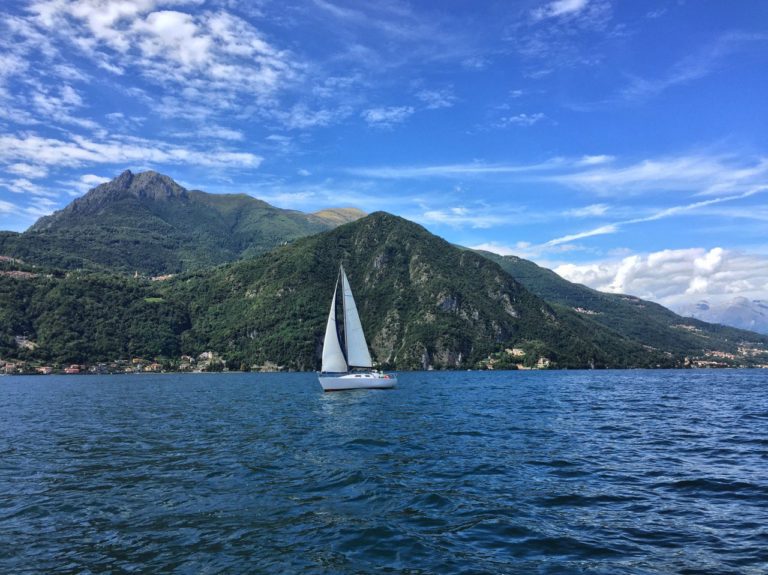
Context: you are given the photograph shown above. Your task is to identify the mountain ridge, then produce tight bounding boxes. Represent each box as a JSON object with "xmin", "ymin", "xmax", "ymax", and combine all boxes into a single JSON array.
[
  {"xmin": 2, "ymin": 170, "xmax": 365, "ymax": 274},
  {"xmin": 3, "ymin": 211, "xmax": 766, "ymax": 371},
  {"xmin": 1, "ymin": 170, "xmax": 766, "ymax": 371},
  {"xmin": 0, "ymin": 212, "xmax": 682, "ymax": 369}
]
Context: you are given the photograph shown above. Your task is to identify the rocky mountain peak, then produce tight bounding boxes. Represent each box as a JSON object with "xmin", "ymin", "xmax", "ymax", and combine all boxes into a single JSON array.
[
  {"xmin": 28, "ymin": 170, "xmax": 189, "ymax": 231},
  {"xmin": 93, "ymin": 169, "xmax": 188, "ymax": 202}
]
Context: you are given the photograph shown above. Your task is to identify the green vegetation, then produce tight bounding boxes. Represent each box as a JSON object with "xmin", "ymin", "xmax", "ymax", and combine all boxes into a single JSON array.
[
  {"xmin": 2, "ymin": 170, "xmax": 363, "ymax": 275},
  {"xmin": 1, "ymin": 171, "xmax": 766, "ymax": 372},
  {"xmin": 8, "ymin": 212, "xmax": 756, "ymax": 371},
  {"xmin": 0, "ymin": 272, "xmax": 189, "ymax": 363}
]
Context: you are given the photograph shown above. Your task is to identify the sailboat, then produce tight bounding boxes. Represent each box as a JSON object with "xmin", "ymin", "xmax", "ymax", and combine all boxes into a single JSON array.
[{"xmin": 318, "ymin": 264, "xmax": 397, "ymax": 391}]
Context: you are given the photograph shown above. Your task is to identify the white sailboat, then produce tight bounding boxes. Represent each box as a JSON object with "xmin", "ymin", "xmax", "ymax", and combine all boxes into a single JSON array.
[{"xmin": 318, "ymin": 264, "xmax": 397, "ymax": 391}]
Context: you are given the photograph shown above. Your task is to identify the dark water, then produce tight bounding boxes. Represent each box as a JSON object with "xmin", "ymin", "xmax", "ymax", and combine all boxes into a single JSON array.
[{"xmin": 1, "ymin": 370, "xmax": 767, "ymax": 574}]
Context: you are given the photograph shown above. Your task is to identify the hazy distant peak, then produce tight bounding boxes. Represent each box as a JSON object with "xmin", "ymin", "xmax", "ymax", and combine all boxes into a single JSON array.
[
  {"xmin": 312, "ymin": 207, "xmax": 367, "ymax": 226},
  {"xmin": 678, "ymin": 296, "xmax": 768, "ymax": 335}
]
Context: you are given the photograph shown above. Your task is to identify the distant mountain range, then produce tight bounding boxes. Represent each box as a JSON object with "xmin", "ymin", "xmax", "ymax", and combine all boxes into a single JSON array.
[
  {"xmin": 474, "ymin": 252, "xmax": 765, "ymax": 358},
  {"xmin": 676, "ymin": 298, "xmax": 768, "ymax": 335},
  {"xmin": 0, "ymin": 170, "xmax": 364, "ymax": 275},
  {"xmin": 1, "ymin": 170, "xmax": 766, "ymax": 370}
]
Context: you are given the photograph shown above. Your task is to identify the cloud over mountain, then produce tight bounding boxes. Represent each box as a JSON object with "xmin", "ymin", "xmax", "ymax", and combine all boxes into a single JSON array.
[{"xmin": 555, "ymin": 247, "xmax": 768, "ymax": 309}]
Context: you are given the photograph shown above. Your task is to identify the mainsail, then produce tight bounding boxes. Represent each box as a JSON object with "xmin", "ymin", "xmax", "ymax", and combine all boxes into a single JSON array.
[
  {"xmin": 341, "ymin": 266, "xmax": 373, "ymax": 368},
  {"xmin": 321, "ymin": 265, "xmax": 373, "ymax": 372}
]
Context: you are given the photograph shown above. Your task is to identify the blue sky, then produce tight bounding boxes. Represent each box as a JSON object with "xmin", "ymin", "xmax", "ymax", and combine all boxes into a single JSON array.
[{"xmin": 1, "ymin": 0, "xmax": 767, "ymax": 309}]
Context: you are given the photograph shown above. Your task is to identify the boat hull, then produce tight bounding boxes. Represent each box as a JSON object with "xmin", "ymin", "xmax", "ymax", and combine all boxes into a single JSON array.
[{"xmin": 318, "ymin": 372, "xmax": 397, "ymax": 391}]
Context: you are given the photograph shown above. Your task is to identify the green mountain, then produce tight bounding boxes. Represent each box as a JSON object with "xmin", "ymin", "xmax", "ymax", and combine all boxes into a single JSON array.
[
  {"xmin": 169, "ymin": 212, "xmax": 684, "ymax": 370},
  {"xmin": 0, "ymin": 170, "xmax": 364, "ymax": 275},
  {"xmin": 476, "ymin": 251, "xmax": 768, "ymax": 359},
  {"xmin": 8, "ymin": 212, "xmax": 762, "ymax": 371}
]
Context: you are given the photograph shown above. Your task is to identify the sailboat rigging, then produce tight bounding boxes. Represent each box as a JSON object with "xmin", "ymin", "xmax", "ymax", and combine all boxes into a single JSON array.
[{"xmin": 318, "ymin": 264, "xmax": 397, "ymax": 391}]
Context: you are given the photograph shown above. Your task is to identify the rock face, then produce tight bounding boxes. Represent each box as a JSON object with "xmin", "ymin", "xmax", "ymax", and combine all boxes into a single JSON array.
[
  {"xmin": 31, "ymin": 171, "xmax": 187, "ymax": 225},
  {"xmin": 3, "ymin": 170, "xmax": 365, "ymax": 275}
]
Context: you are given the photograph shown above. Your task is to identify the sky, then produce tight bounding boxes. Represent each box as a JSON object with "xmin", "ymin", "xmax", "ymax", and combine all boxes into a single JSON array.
[{"xmin": 1, "ymin": 0, "xmax": 767, "ymax": 311}]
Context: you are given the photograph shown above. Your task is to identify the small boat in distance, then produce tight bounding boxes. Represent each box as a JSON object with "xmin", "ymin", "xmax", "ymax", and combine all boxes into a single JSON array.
[{"xmin": 318, "ymin": 264, "xmax": 396, "ymax": 391}]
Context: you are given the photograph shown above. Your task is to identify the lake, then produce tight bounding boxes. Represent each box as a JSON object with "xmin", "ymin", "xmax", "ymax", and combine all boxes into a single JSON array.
[{"xmin": 1, "ymin": 370, "xmax": 767, "ymax": 574}]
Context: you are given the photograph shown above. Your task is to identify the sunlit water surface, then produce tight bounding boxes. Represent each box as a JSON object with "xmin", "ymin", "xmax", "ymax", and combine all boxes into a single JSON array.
[{"xmin": 1, "ymin": 370, "xmax": 767, "ymax": 574}]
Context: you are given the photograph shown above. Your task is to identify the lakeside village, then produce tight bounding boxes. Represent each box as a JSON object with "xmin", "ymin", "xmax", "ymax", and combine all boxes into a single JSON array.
[
  {"xmin": 3, "ymin": 350, "xmax": 269, "ymax": 376},
  {"xmin": 3, "ymin": 343, "xmax": 768, "ymax": 375}
]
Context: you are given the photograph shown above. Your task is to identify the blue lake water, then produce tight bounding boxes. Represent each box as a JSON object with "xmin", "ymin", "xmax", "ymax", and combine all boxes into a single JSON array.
[{"xmin": 1, "ymin": 370, "xmax": 767, "ymax": 574}]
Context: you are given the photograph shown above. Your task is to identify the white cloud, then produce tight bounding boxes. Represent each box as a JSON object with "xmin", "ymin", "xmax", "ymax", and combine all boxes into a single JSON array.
[
  {"xmin": 0, "ymin": 51, "xmax": 30, "ymax": 82},
  {"xmin": 416, "ymin": 88, "xmax": 456, "ymax": 110},
  {"xmin": 310, "ymin": 0, "xmax": 473, "ymax": 70},
  {"xmin": 564, "ymin": 203, "xmax": 609, "ymax": 217},
  {"xmin": 345, "ymin": 152, "xmax": 768, "ymax": 249},
  {"xmin": 539, "ymin": 184, "xmax": 768, "ymax": 249},
  {"xmin": 555, "ymin": 247, "xmax": 768, "ymax": 308},
  {"xmin": 545, "ymin": 224, "xmax": 618, "ymax": 246},
  {"xmin": 23, "ymin": 195, "xmax": 60, "ymax": 218},
  {"xmin": 471, "ymin": 241, "xmax": 519, "ymax": 256},
  {"xmin": 6, "ymin": 163, "xmax": 49, "ymax": 179},
  {"xmin": 619, "ymin": 32, "xmax": 768, "ymax": 102},
  {"xmin": 347, "ymin": 158, "xmax": 565, "ymax": 179},
  {"xmin": 701, "ymin": 205, "xmax": 768, "ymax": 223},
  {"xmin": 361, "ymin": 106, "xmax": 415, "ymax": 127},
  {"xmin": 471, "ymin": 239, "xmax": 580, "ymax": 263},
  {"xmin": 0, "ymin": 132, "xmax": 262, "ymax": 171},
  {"xmin": 496, "ymin": 112, "xmax": 546, "ymax": 127},
  {"xmin": 277, "ymin": 104, "xmax": 351, "ymax": 130},
  {"xmin": 532, "ymin": 0, "xmax": 590, "ymax": 20},
  {"xmin": 248, "ymin": 181, "xmax": 386, "ymax": 212},
  {"xmin": 0, "ymin": 177, "xmax": 55, "ymax": 196},
  {"xmin": 419, "ymin": 206, "xmax": 509, "ymax": 228},
  {"xmin": 578, "ymin": 154, "xmax": 614, "ymax": 165},
  {"xmin": 66, "ymin": 173, "xmax": 111, "ymax": 193},
  {"xmin": 346, "ymin": 155, "xmax": 618, "ymax": 180},
  {"xmin": 263, "ymin": 134, "xmax": 294, "ymax": 154},
  {"xmin": 27, "ymin": 83, "xmax": 103, "ymax": 131},
  {"xmin": 627, "ymin": 186, "xmax": 768, "ymax": 225},
  {"xmin": 513, "ymin": 0, "xmax": 613, "ymax": 72},
  {"xmin": 550, "ymin": 154, "xmax": 768, "ymax": 197},
  {"xmin": 172, "ymin": 125, "xmax": 245, "ymax": 141},
  {"xmin": 25, "ymin": 1, "xmax": 299, "ymax": 109},
  {"xmin": 0, "ymin": 199, "xmax": 18, "ymax": 214}
]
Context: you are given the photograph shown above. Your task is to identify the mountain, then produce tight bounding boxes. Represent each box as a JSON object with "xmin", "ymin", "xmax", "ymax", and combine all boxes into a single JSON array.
[
  {"xmin": 2, "ymin": 212, "xmax": 766, "ymax": 371},
  {"xmin": 676, "ymin": 298, "xmax": 768, "ymax": 335},
  {"xmin": 1, "ymin": 212, "xmax": 699, "ymax": 370},
  {"xmin": 0, "ymin": 170, "xmax": 364, "ymax": 275},
  {"xmin": 476, "ymin": 252, "xmax": 768, "ymax": 359},
  {"xmin": 311, "ymin": 208, "xmax": 367, "ymax": 226},
  {"xmin": 169, "ymin": 212, "xmax": 686, "ymax": 370}
]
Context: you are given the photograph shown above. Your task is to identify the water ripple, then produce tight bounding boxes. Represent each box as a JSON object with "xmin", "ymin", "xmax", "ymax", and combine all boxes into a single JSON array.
[{"xmin": 1, "ymin": 370, "xmax": 767, "ymax": 574}]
